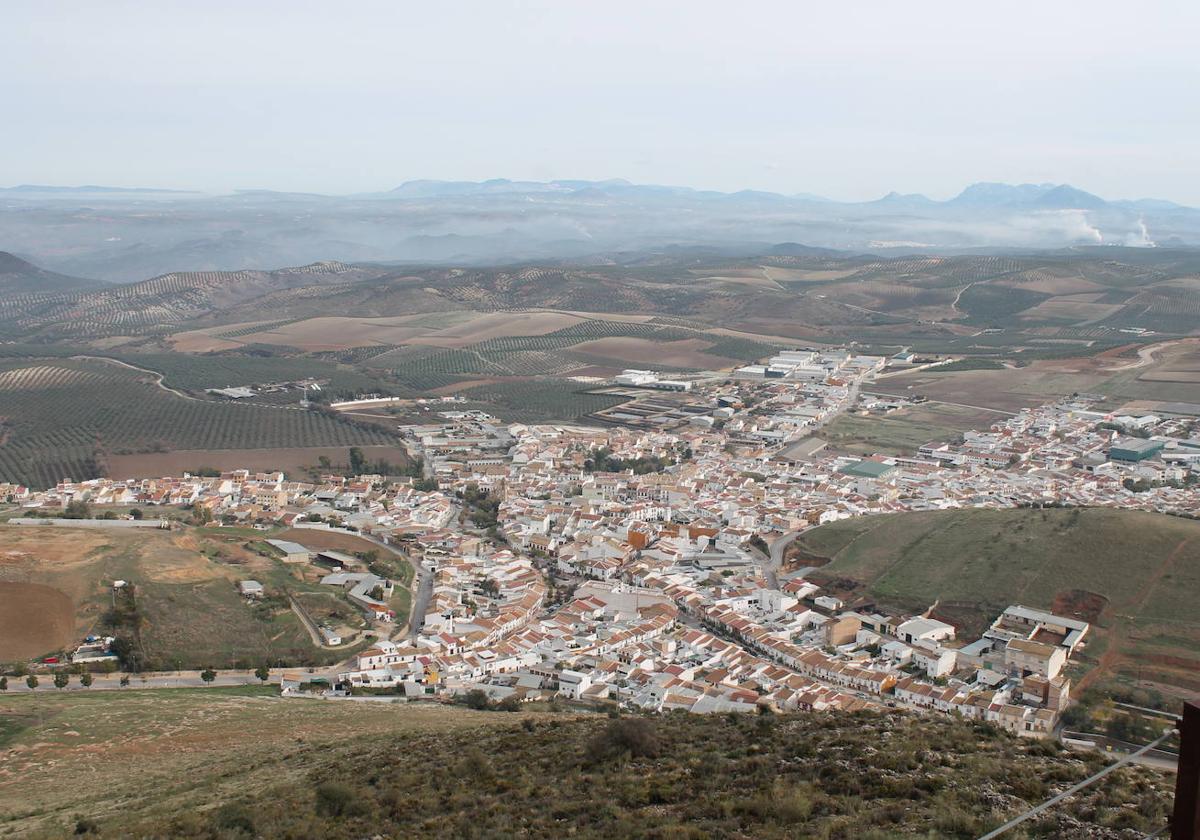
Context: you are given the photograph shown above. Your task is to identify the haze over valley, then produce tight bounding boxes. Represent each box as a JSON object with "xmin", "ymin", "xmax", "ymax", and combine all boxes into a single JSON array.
[{"xmin": 2, "ymin": 178, "xmax": 1193, "ymax": 282}]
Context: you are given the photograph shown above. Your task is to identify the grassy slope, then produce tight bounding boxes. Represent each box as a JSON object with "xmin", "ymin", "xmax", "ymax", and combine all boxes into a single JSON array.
[
  {"xmin": 802, "ymin": 508, "xmax": 1200, "ymax": 691},
  {"xmin": 0, "ymin": 687, "xmax": 505, "ymax": 837},
  {"xmin": 0, "ymin": 691, "xmax": 1172, "ymax": 839}
]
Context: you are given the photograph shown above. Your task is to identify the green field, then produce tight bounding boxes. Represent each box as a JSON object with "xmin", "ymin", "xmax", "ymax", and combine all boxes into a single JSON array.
[
  {"xmin": 801, "ymin": 508, "xmax": 1200, "ymax": 694},
  {"xmin": 456, "ymin": 379, "xmax": 629, "ymax": 423},
  {"xmin": 0, "ymin": 691, "xmax": 1170, "ymax": 839},
  {"xmin": 821, "ymin": 403, "xmax": 996, "ymax": 455}
]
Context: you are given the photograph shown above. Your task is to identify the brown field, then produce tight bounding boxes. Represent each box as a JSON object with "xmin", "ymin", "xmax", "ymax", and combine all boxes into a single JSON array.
[
  {"xmin": 107, "ymin": 444, "xmax": 410, "ymax": 480},
  {"xmin": 168, "ymin": 332, "xmax": 250, "ymax": 353},
  {"xmin": 759, "ymin": 266, "xmax": 861, "ymax": 282},
  {"xmin": 570, "ymin": 337, "xmax": 737, "ymax": 369},
  {"xmin": 418, "ymin": 310, "xmax": 584, "ymax": 344},
  {"xmin": 275, "ymin": 527, "xmax": 389, "ymax": 557},
  {"xmin": 193, "ymin": 311, "xmax": 597, "ymax": 352},
  {"xmin": 0, "ymin": 581, "xmax": 74, "ymax": 660},
  {"xmin": 0, "ymin": 527, "xmax": 237, "ymax": 653},
  {"xmin": 996, "ymin": 274, "xmax": 1108, "ymax": 295},
  {"xmin": 0, "ymin": 525, "xmax": 342, "ymax": 668},
  {"xmin": 688, "ymin": 272, "xmax": 784, "ymax": 291},
  {"xmin": 1018, "ymin": 298, "xmax": 1124, "ymax": 324},
  {"xmin": 237, "ymin": 316, "xmax": 430, "ymax": 351}
]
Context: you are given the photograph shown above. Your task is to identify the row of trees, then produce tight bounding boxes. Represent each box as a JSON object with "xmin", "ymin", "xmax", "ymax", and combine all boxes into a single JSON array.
[{"xmin": 0, "ymin": 665, "xmax": 273, "ymax": 690}]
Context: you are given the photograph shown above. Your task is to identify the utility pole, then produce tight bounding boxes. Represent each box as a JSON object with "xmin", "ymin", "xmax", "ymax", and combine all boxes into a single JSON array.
[{"xmin": 1174, "ymin": 702, "xmax": 1200, "ymax": 840}]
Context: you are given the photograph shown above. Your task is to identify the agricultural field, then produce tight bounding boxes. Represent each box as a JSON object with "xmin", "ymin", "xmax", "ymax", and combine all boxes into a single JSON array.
[
  {"xmin": 800, "ymin": 508, "xmax": 1200, "ymax": 696},
  {"xmin": 0, "ymin": 524, "xmax": 402, "ymax": 669},
  {"xmin": 0, "ymin": 358, "xmax": 398, "ymax": 488},
  {"xmin": 0, "ymin": 687, "xmax": 505, "ymax": 837},
  {"xmin": 873, "ymin": 338, "xmax": 1200, "ymax": 414},
  {"xmin": 453, "ymin": 379, "xmax": 631, "ymax": 423},
  {"xmin": 111, "ymin": 352, "xmax": 396, "ymax": 397},
  {"xmin": 106, "ymin": 444, "xmax": 410, "ymax": 482}
]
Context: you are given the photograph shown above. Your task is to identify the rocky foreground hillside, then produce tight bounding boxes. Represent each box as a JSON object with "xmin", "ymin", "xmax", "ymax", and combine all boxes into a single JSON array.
[{"xmin": 96, "ymin": 710, "xmax": 1170, "ymax": 839}]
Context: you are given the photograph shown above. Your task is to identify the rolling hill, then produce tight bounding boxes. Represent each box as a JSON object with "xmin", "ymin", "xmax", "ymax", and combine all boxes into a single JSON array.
[
  {"xmin": 2, "ymin": 249, "xmax": 1199, "ymax": 345},
  {"xmin": 0, "ymin": 251, "xmax": 99, "ymax": 295},
  {"xmin": 0, "ymin": 259, "xmax": 394, "ymax": 339},
  {"xmin": 798, "ymin": 508, "xmax": 1200, "ymax": 694}
]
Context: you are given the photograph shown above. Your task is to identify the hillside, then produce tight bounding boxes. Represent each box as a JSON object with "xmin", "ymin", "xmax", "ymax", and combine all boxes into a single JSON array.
[
  {"xmin": 0, "ymin": 251, "xmax": 98, "ymax": 295},
  {"xmin": 2, "ymin": 250, "xmax": 1200, "ymax": 346},
  {"xmin": 0, "ymin": 524, "xmax": 400, "ymax": 669},
  {"xmin": 0, "ymin": 692, "xmax": 1172, "ymax": 839},
  {"xmin": 0, "ymin": 260, "xmax": 392, "ymax": 339},
  {"xmin": 798, "ymin": 508, "xmax": 1200, "ymax": 694}
]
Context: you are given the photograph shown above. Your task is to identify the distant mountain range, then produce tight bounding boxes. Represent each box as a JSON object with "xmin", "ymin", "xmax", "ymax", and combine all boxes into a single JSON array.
[{"xmin": 2, "ymin": 179, "xmax": 1197, "ymax": 281}]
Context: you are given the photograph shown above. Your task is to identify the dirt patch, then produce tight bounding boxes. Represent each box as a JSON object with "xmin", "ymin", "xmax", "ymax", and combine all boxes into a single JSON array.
[
  {"xmin": 1051, "ymin": 589, "xmax": 1109, "ymax": 625},
  {"xmin": 570, "ymin": 337, "xmax": 735, "ymax": 369},
  {"xmin": 928, "ymin": 602, "xmax": 993, "ymax": 641},
  {"xmin": 275, "ymin": 528, "xmax": 384, "ymax": 557},
  {"xmin": 414, "ymin": 311, "xmax": 585, "ymax": 347},
  {"xmin": 0, "ymin": 581, "xmax": 75, "ymax": 660},
  {"xmin": 107, "ymin": 445, "xmax": 410, "ymax": 480}
]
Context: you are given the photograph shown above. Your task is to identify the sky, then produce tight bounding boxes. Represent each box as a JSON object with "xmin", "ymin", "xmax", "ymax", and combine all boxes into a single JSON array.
[{"xmin": 5, "ymin": 1, "xmax": 1200, "ymax": 202}]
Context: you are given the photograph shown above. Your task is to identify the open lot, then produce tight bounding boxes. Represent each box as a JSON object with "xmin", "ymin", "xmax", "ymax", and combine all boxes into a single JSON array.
[
  {"xmin": 822, "ymin": 402, "xmax": 1002, "ymax": 455},
  {"xmin": 0, "ymin": 525, "xmax": 403, "ymax": 668},
  {"xmin": 802, "ymin": 508, "xmax": 1200, "ymax": 696},
  {"xmin": 569, "ymin": 336, "xmax": 735, "ymax": 369}
]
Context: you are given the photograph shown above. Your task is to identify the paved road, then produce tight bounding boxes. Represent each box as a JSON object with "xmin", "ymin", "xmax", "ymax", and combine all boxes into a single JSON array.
[
  {"xmin": 351, "ymin": 520, "xmax": 447, "ymax": 644},
  {"xmin": 1, "ymin": 667, "xmax": 341, "ymax": 694},
  {"xmin": 408, "ymin": 554, "xmax": 435, "ymax": 642},
  {"xmin": 763, "ymin": 528, "xmax": 811, "ymax": 589}
]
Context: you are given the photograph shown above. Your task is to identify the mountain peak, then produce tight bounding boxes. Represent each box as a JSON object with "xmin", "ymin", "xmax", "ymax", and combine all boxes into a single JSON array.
[{"xmin": 951, "ymin": 182, "xmax": 1107, "ymax": 209}]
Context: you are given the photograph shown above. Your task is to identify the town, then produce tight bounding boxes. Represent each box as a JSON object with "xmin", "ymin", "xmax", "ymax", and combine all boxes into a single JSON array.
[{"xmin": 4, "ymin": 347, "xmax": 1198, "ymax": 737}]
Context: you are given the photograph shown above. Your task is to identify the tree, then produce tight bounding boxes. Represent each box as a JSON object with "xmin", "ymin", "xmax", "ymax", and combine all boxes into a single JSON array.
[
  {"xmin": 25, "ymin": 674, "xmax": 38, "ymax": 690},
  {"xmin": 53, "ymin": 671, "xmax": 69, "ymax": 690},
  {"xmin": 119, "ymin": 674, "xmax": 130, "ymax": 688},
  {"xmin": 129, "ymin": 507, "xmax": 143, "ymax": 520},
  {"xmin": 463, "ymin": 689, "xmax": 491, "ymax": 710},
  {"xmin": 80, "ymin": 672, "xmax": 94, "ymax": 688},
  {"xmin": 200, "ymin": 668, "xmax": 217, "ymax": 684},
  {"xmin": 63, "ymin": 499, "xmax": 91, "ymax": 519},
  {"xmin": 349, "ymin": 447, "xmax": 367, "ymax": 475},
  {"xmin": 254, "ymin": 665, "xmax": 270, "ymax": 683},
  {"xmin": 0, "ymin": 676, "xmax": 7, "ymax": 691},
  {"xmin": 317, "ymin": 455, "xmax": 331, "ymax": 470},
  {"xmin": 585, "ymin": 717, "xmax": 661, "ymax": 764}
]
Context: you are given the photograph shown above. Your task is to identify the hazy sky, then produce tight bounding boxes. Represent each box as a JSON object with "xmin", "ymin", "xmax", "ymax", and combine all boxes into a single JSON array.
[{"xmin": 6, "ymin": 1, "xmax": 1199, "ymax": 202}]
